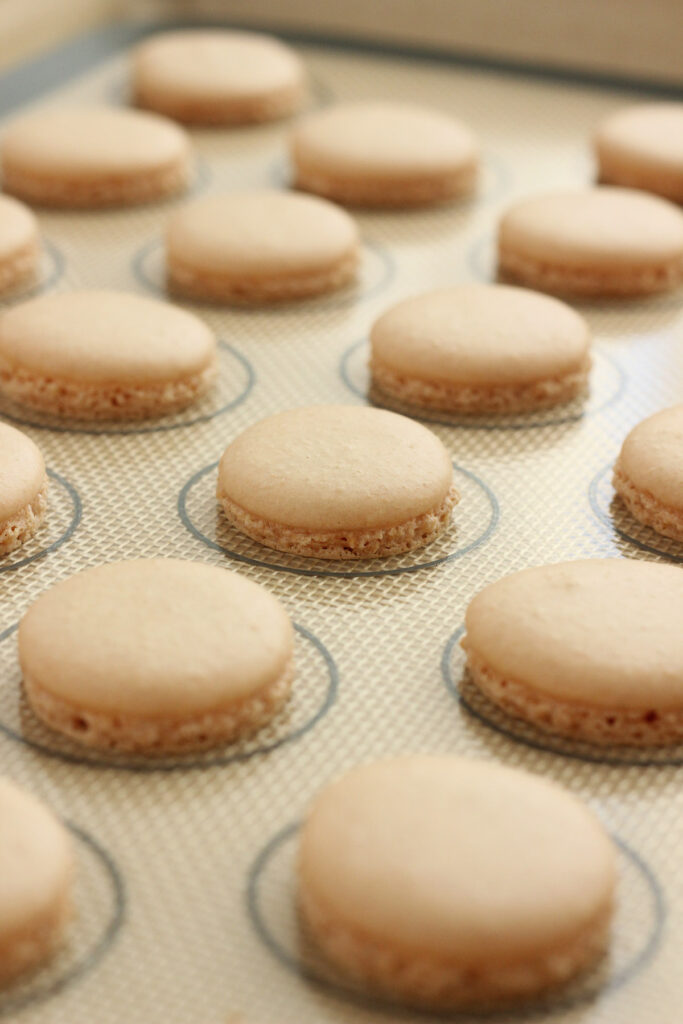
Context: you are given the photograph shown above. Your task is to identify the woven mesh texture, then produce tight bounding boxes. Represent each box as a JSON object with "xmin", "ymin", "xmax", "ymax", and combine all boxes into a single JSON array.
[{"xmin": 0, "ymin": 30, "xmax": 681, "ymax": 1024}]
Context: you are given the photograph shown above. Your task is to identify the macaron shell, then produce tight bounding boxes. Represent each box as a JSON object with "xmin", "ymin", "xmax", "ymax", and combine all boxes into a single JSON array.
[
  {"xmin": 0, "ymin": 289, "xmax": 217, "ymax": 384},
  {"xmin": 596, "ymin": 103, "xmax": 683, "ymax": 197},
  {"xmin": 166, "ymin": 190, "xmax": 359, "ymax": 276},
  {"xmin": 617, "ymin": 405, "xmax": 683, "ymax": 507},
  {"xmin": 499, "ymin": 187, "xmax": 683, "ymax": 267},
  {"xmin": 0, "ymin": 422, "xmax": 45, "ymax": 520},
  {"xmin": 217, "ymin": 405, "xmax": 454, "ymax": 531},
  {"xmin": 0, "ymin": 194, "xmax": 38, "ymax": 261},
  {"xmin": 300, "ymin": 756, "xmax": 615, "ymax": 964},
  {"xmin": 19, "ymin": 559, "xmax": 294, "ymax": 716},
  {"xmin": 464, "ymin": 559, "xmax": 683, "ymax": 709},
  {"xmin": 370, "ymin": 284, "xmax": 590, "ymax": 386}
]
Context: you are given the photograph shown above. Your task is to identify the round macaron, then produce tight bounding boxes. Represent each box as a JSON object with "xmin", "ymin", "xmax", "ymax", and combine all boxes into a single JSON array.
[
  {"xmin": 133, "ymin": 29, "xmax": 306, "ymax": 125},
  {"xmin": 595, "ymin": 103, "xmax": 683, "ymax": 204},
  {"xmin": 165, "ymin": 189, "xmax": 359, "ymax": 303},
  {"xmin": 1, "ymin": 107, "xmax": 191, "ymax": 207},
  {"xmin": 370, "ymin": 284, "xmax": 591, "ymax": 414},
  {"xmin": 463, "ymin": 558, "xmax": 683, "ymax": 745},
  {"xmin": 299, "ymin": 755, "xmax": 615, "ymax": 1010},
  {"xmin": 0, "ymin": 194, "xmax": 40, "ymax": 296},
  {"xmin": 0, "ymin": 422, "xmax": 47, "ymax": 556},
  {"xmin": 290, "ymin": 101, "xmax": 479, "ymax": 207},
  {"xmin": 19, "ymin": 559, "xmax": 295, "ymax": 754},
  {"xmin": 613, "ymin": 405, "xmax": 683, "ymax": 542},
  {"xmin": 216, "ymin": 405, "xmax": 457, "ymax": 559},
  {"xmin": 0, "ymin": 289, "xmax": 218, "ymax": 420},
  {"xmin": 497, "ymin": 186, "xmax": 683, "ymax": 297},
  {"xmin": 0, "ymin": 777, "xmax": 73, "ymax": 986}
]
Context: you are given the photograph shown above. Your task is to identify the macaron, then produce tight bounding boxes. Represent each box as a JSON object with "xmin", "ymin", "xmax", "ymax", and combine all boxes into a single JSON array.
[
  {"xmin": 0, "ymin": 777, "xmax": 73, "ymax": 986},
  {"xmin": 166, "ymin": 190, "xmax": 359, "ymax": 304},
  {"xmin": 216, "ymin": 405, "xmax": 457, "ymax": 559},
  {"xmin": 0, "ymin": 289, "xmax": 218, "ymax": 420},
  {"xmin": 290, "ymin": 101, "xmax": 479, "ymax": 207},
  {"xmin": 0, "ymin": 422, "xmax": 47, "ymax": 555},
  {"xmin": 19, "ymin": 559, "xmax": 294, "ymax": 754},
  {"xmin": 613, "ymin": 405, "xmax": 683, "ymax": 542},
  {"xmin": 463, "ymin": 558, "xmax": 683, "ymax": 745},
  {"xmin": 498, "ymin": 186, "xmax": 683, "ymax": 297},
  {"xmin": 299, "ymin": 755, "xmax": 616, "ymax": 1010},
  {"xmin": 595, "ymin": 103, "xmax": 683, "ymax": 203},
  {"xmin": 1, "ymin": 107, "xmax": 191, "ymax": 207},
  {"xmin": 0, "ymin": 194, "xmax": 40, "ymax": 296},
  {"xmin": 133, "ymin": 29, "xmax": 306, "ymax": 125},
  {"xmin": 370, "ymin": 284, "xmax": 591, "ymax": 415}
]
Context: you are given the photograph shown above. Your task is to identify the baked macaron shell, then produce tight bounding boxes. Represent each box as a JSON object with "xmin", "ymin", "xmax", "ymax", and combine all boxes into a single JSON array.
[
  {"xmin": 0, "ymin": 194, "xmax": 38, "ymax": 262},
  {"xmin": 595, "ymin": 103, "xmax": 683, "ymax": 201},
  {"xmin": 0, "ymin": 422, "xmax": 45, "ymax": 521},
  {"xmin": 300, "ymin": 756, "xmax": 615, "ymax": 987},
  {"xmin": 133, "ymin": 30, "xmax": 306, "ymax": 119},
  {"xmin": 19, "ymin": 559, "xmax": 294, "ymax": 717},
  {"xmin": 0, "ymin": 777, "xmax": 73, "ymax": 984},
  {"xmin": 616, "ymin": 405, "xmax": 683, "ymax": 507},
  {"xmin": 370, "ymin": 284, "xmax": 590, "ymax": 386},
  {"xmin": 217, "ymin": 405, "xmax": 454, "ymax": 531},
  {"xmin": 464, "ymin": 559, "xmax": 683, "ymax": 710}
]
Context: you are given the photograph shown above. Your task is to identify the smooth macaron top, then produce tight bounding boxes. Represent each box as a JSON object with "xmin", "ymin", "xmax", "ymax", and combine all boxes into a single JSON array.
[
  {"xmin": 166, "ymin": 190, "xmax": 359, "ymax": 276},
  {"xmin": 0, "ymin": 777, "xmax": 73, "ymax": 941},
  {"xmin": 1, "ymin": 107, "xmax": 190, "ymax": 179},
  {"xmin": 0, "ymin": 422, "xmax": 45, "ymax": 521},
  {"xmin": 617, "ymin": 405, "xmax": 683, "ymax": 507},
  {"xmin": 370, "ymin": 284, "xmax": 590, "ymax": 386},
  {"xmin": 19, "ymin": 559, "xmax": 294, "ymax": 716},
  {"xmin": 499, "ymin": 187, "xmax": 683, "ymax": 267},
  {"xmin": 0, "ymin": 194, "xmax": 38, "ymax": 260},
  {"xmin": 133, "ymin": 29, "xmax": 305, "ymax": 104},
  {"xmin": 0, "ymin": 289, "xmax": 217, "ymax": 384},
  {"xmin": 291, "ymin": 101, "xmax": 478, "ymax": 179},
  {"xmin": 595, "ymin": 103, "xmax": 683, "ymax": 177},
  {"xmin": 300, "ymin": 755, "xmax": 615, "ymax": 963},
  {"xmin": 465, "ymin": 558, "xmax": 683, "ymax": 709},
  {"xmin": 217, "ymin": 405, "xmax": 454, "ymax": 531}
]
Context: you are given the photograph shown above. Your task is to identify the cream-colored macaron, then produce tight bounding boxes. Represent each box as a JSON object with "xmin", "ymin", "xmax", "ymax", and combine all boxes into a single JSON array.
[
  {"xmin": 299, "ymin": 755, "xmax": 616, "ymax": 1010},
  {"xmin": 216, "ymin": 405, "xmax": 457, "ymax": 559},
  {"xmin": 0, "ymin": 289, "xmax": 218, "ymax": 420},
  {"xmin": 463, "ymin": 558, "xmax": 683, "ymax": 745},
  {"xmin": 0, "ymin": 194, "xmax": 40, "ymax": 295},
  {"xmin": 290, "ymin": 101, "xmax": 479, "ymax": 207},
  {"xmin": 498, "ymin": 186, "xmax": 683, "ymax": 296},
  {"xmin": 166, "ymin": 190, "xmax": 359, "ymax": 304},
  {"xmin": 0, "ymin": 777, "xmax": 74, "ymax": 986},
  {"xmin": 613, "ymin": 405, "xmax": 683, "ymax": 542},
  {"xmin": 370, "ymin": 284, "xmax": 591, "ymax": 414},
  {"xmin": 0, "ymin": 422, "xmax": 47, "ymax": 556},
  {"xmin": 19, "ymin": 559, "xmax": 295, "ymax": 754},
  {"xmin": 595, "ymin": 103, "xmax": 683, "ymax": 203},
  {"xmin": 133, "ymin": 29, "xmax": 306, "ymax": 125},
  {"xmin": 1, "ymin": 107, "xmax": 191, "ymax": 207}
]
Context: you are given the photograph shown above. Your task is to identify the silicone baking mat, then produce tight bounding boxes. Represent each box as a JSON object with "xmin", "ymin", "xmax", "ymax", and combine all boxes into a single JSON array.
[{"xmin": 0, "ymin": 21, "xmax": 681, "ymax": 1024}]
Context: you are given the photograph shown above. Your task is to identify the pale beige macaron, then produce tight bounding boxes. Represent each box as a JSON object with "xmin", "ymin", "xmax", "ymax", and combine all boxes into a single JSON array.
[
  {"xmin": 613, "ymin": 405, "xmax": 683, "ymax": 542},
  {"xmin": 299, "ymin": 755, "xmax": 616, "ymax": 1010},
  {"xmin": 0, "ymin": 194, "xmax": 40, "ymax": 296},
  {"xmin": 19, "ymin": 559, "xmax": 295, "ymax": 754},
  {"xmin": 133, "ymin": 29, "xmax": 306, "ymax": 125},
  {"xmin": 0, "ymin": 777, "xmax": 74, "ymax": 986},
  {"xmin": 1, "ymin": 107, "xmax": 191, "ymax": 207},
  {"xmin": 595, "ymin": 103, "xmax": 683, "ymax": 204},
  {"xmin": 290, "ymin": 101, "xmax": 479, "ymax": 207},
  {"xmin": 463, "ymin": 558, "xmax": 683, "ymax": 745},
  {"xmin": 217, "ymin": 405, "xmax": 457, "ymax": 559},
  {"xmin": 166, "ymin": 189, "xmax": 359, "ymax": 303},
  {"xmin": 370, "ymin": 284, "xmax": 591, "ymax": 415},
  {"xmin": 0, "ymin": 289, "xmax": 218, "ymax": 420},
  {"xmin": 0, "ymin": 422, "xmax": 47, "ymax": 556},
  {"xmin": 498, "ymin": 186, "xmax": 683, "ymax": 296}
]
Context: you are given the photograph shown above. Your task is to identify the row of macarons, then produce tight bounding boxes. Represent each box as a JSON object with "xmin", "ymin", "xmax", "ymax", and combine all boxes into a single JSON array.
[{"xmin": 2, "ymin": 551, "xmax": 680, "ymax": 1009}]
